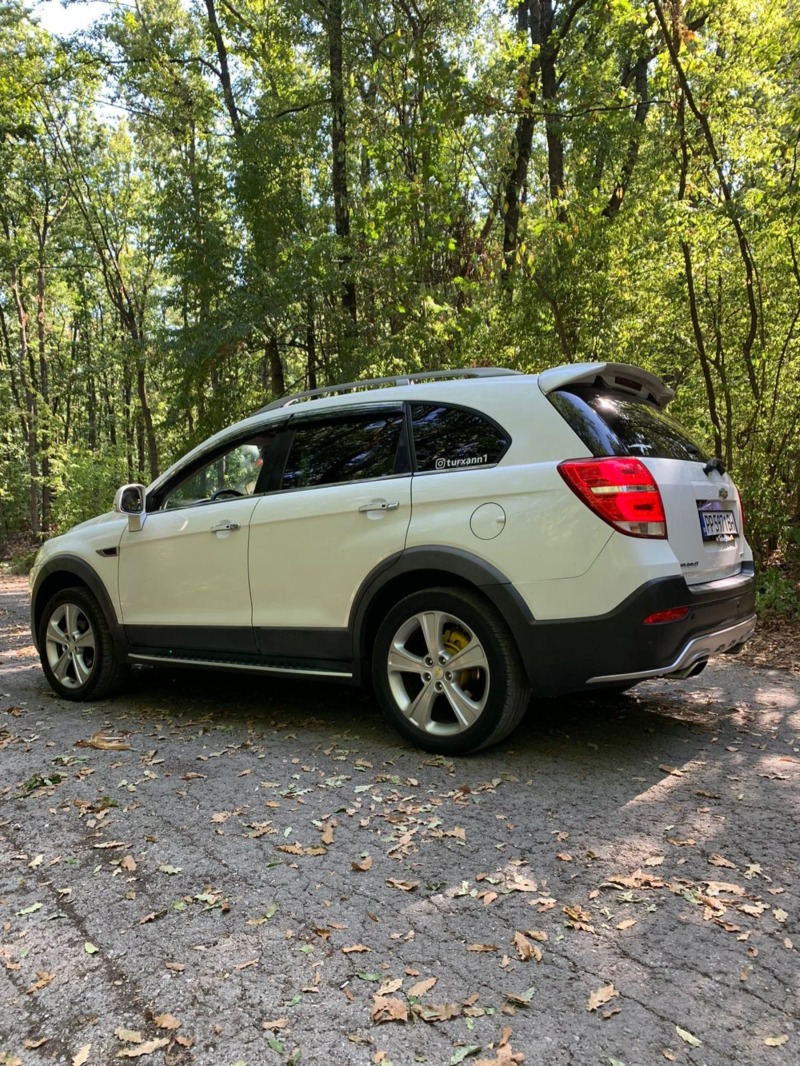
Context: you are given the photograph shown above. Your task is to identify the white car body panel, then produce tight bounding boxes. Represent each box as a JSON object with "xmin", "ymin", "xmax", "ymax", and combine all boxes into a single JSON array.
[
  {"xmin": 406, "ymin": 464, "xmax": 612, "ymax": 589},
  {"xmin": 248, "ymin": 478, "xmax": 412, "ymax": 631},
  {"xmin": 118, "ymin": 496, "xmax": 260, "ymax": 628}
]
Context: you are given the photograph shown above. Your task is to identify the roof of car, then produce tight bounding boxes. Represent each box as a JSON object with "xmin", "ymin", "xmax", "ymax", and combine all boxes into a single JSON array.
[{"xmin": 255, "ymin": 367, "xmax": 522, "ymax": 413}]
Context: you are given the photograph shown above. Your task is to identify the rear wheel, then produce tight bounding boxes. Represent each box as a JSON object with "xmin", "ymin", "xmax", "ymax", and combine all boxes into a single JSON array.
[
  {"xmin": 372, "ymin": 587, "xmax": 530, "ymax": 754},
  {"xmin": 38, "ymin": 587, "xmax": 128, "ymax": 700}
]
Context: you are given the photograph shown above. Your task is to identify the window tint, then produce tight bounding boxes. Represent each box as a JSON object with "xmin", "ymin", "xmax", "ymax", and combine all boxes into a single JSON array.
[
  {"xmin": 550, "ymin": 386, "xmax": 710, "ymax": 462},
  {"xmin": 411, "ymin": 404, "xmax": 510, "ymax": 472},
  {"xmin": 281, "ymin": 412, "xmax": 404, "ymax": 489},
  {"xmin": 163, "ymin": 435, "xmax": 274, "ymax": 509}
]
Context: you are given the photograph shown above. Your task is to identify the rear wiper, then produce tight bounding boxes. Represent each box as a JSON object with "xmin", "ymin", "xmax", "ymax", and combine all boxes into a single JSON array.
[{"xmin": 703, "ymin": 456, "xmax": 726, "ymax": 475}]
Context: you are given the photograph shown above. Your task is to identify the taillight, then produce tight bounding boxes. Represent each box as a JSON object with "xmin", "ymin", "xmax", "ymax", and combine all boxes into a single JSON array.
[{"xmin": 558, "ymin": 457, "xmax": 667, "ymax": 538}]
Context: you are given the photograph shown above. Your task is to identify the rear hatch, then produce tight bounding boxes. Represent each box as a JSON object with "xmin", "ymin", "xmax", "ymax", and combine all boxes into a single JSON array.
[{"xmin": 541, "ymin": 363, "xmax": 747, "ymax": 586}]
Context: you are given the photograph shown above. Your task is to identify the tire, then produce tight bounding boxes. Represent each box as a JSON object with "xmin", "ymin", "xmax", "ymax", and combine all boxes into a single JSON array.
[
  {"xmin": 38, "ymin": 587, "xmax": 128, "ymax": 700},
  {"xmin": 372, "ymin": 587, "xmax": 530, "ymax": 755}
]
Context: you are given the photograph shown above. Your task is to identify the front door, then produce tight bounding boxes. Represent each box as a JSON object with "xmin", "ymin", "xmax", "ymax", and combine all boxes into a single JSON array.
[{"xmin": 118, "ymin": 437, "xmax": 270, "ymax": 654}]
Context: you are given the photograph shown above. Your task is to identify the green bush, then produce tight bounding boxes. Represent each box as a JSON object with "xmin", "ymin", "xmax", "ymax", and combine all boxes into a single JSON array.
[{"xmin": 756, "ymin": 565, "xmax": 800, "ymax": 617}]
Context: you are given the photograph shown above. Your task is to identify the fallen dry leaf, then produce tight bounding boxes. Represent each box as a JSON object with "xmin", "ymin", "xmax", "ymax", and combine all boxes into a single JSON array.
[
  {"xmin": 512, "ymin": 932, "xmax": 541, "ymax": 963},
  {"xmin": 351, "ymin": 856, "xmax": 373, "ymax": 871},
  {"xmin": 704, "ymin": 881, "xmax": 745, "ymax": 897},
  {"xmin": 73, "ymin": 1046, "xmax": 91, "ymax": 1066},
  {"xmin": 371, "ymin": 995, "xmax": 408, "ymax": 1024},
  {"xmin": 616, "ymin": 918, "xmax": 637, "ymax": 930},
  {"xmin": 277, "ymin": 844, "xmax": 326, "ymax": 857},
  {"xmin": 415, "ymin": 1002, "xmax": 462, "ymax": 1023},
  {"xmin": 76, "ymin": 732, "xmax": 131, "ymax": 751},
  {"xmin": 587, "ymin": 984, "xmax": 619, "ymax": 1012},
  {"xmin": 114, "ymin": 1029, "xmax": 143, "ymax": 1044},
  {"xmin": 466, "ymin": 943, "xmax": 497, "ymax": 952},
  {"xmin": 644, "ymin": 855, "xmax": 665, "ymax": 866},
  {"xmin": 564, "ymin": 905, "xmax": 596, "ymax": 933},
  {"xmin": 342, "ymin": 944, "xmax": 370, "ymax": 954},
  {"xmin": 386, "ymin": 879, "xmax": 419, "ymax": 891},
  {"xmin": 116, "ymin": 1037, "xmax": 169, "ymax": 1058},
  {"xmin": 26, "ymin": 971, "xmax": 56, "ymax": 995},
  {"xmin": 764, "ymin": 1035, "xmax": 789, "ymax": 1047},
  {"xmin": 408, "ymin": 977, "xmax": 437, "ymax": 998},
  {"xmin": 475, "ymin": 1026, "xmax": 525, "ymax": 1064},
  {"xmin": 120, "ymin": 855, "xmax": 137, "ymax": 872},
  {"xmin": 262, "ymin": 1019, "xmax": 289, "ymax": 1031},
  {"xmin": 153, "ymin": 1013, "xmax": 180, "ymax": 1030},
  {"xmin": 709, "ymin": 854, "xmax": 736, "ymax": 868}
]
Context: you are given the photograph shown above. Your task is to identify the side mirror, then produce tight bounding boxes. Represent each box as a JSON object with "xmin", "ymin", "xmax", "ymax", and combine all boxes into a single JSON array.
[{"xmin": 113, "ymin": 483, "xmax": 146, "ymax": 532}]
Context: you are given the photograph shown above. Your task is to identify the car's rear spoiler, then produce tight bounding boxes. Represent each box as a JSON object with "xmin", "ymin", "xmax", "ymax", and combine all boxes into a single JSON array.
[{"xmin": 537, "ymin": 362, "xmax": 674, "ymax": 409}]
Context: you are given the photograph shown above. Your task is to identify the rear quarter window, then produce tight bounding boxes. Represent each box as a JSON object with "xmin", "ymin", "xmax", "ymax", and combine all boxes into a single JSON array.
[
  {"xmin": 550, "ymin": 386, "xmax": 710, "ymax": 462},
  {"xmin": 410, "ymin": 403, "xmax": 510, "ymax": 472}
]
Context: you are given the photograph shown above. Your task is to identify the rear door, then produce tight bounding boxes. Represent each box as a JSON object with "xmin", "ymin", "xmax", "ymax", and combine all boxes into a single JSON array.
[{"xmin": 247, "ymin": 404, "xmax": 412, "ymax": 659}]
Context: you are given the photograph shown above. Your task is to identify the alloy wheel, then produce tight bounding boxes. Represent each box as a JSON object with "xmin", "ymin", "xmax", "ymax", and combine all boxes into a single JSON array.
[
  {"xmin": 44, "ymin": 601, "xmax": 97, "ymax": 690},
  {"xmin": 386, "ymin": 609, "xmax": 490, "ymax": 737}
]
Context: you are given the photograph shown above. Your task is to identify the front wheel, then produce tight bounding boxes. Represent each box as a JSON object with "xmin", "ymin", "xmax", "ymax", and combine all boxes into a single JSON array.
[
  {"xmin": 38, "ymin": 587, "xmax": 128, "ymax": 700},
  {"xmin": 372, "ymin": 587, "xmax": 530, "ymax": 755}
]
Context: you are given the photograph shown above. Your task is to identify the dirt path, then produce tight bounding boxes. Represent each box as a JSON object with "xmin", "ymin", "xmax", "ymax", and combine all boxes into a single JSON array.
[{"xmin": 1, "ymin": 574, "xmax": 798, "ymax": 1065}]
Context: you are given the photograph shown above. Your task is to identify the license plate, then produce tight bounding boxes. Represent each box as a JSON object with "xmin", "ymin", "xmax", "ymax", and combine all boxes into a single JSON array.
[{"xmin": 699, "ymin": 508, "xmax": 738, "ymax": 539}]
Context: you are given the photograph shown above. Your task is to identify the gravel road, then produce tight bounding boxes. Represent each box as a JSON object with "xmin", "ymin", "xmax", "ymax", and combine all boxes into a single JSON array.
[{"xmin": 1, "ymin": 574, "xmax": 798, "ymax": 1066}]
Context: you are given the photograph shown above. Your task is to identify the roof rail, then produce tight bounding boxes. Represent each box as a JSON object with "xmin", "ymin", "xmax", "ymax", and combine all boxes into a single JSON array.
[{"xmin": 256, "ymin": 367, "xmax": 522, "ymax": 413}]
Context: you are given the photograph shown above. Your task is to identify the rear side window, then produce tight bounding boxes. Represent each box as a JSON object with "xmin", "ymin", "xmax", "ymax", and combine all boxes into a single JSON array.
[
  {"xmin": 281, "ymin": 411, "xmax": 404, "ymax": 489},
  {"xmin": 550, "ymin": 386, "xmax": 710, "ymax": 462},
  {"xmin": 411, "ymin": 404, "xmax": 510, "ymax": 472}
]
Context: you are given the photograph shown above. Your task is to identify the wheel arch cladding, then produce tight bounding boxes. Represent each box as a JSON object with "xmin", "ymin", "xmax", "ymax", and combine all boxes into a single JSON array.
[
  {"xmin": 31, "ymin": 555, "xmax": 123, "ymax": 654},
  {"xmin": 352, "ymin": 546, "xmax": 535, "ymax": 676}
]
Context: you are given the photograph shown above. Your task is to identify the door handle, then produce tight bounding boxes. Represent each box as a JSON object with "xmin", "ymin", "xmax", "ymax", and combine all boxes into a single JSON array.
[
  {"xmin": 358, "ymin": 499, "xmax": 400, "ymax": 513},
  {"xmin": 210, "ymin": 522, "xmax": 240, "ymax": 532}
]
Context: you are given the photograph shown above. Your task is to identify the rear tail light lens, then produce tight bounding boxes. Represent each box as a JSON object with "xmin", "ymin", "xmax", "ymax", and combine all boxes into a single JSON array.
[{"xmin": 558, "ymin": 457, "xmax": 667, "ymax": 538}]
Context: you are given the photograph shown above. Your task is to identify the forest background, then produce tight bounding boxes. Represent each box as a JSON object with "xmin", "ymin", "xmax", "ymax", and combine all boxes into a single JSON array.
[{"xmin": 1, "ymin": 0, "xmax": 799, "ymax": 613}]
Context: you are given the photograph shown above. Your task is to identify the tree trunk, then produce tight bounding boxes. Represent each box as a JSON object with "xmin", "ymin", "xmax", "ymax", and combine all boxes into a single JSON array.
[{"xmin": 326, "ymin": 0, "xmax": 358, "ymax": 335}]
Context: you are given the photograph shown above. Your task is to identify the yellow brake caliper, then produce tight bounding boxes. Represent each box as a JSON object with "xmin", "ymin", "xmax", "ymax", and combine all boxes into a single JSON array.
[{"xmin": 443, "ymin": 626, "xmax": 475, "ymax": 696}]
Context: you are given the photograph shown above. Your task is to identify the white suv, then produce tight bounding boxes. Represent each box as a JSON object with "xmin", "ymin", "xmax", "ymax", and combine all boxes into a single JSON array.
[{"xmin": 30, "ymin": 362, "xmax": 756, "ymax": 754}]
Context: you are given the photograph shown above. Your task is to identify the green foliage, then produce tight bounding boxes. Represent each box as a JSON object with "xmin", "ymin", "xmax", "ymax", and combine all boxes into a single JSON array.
[
  {"xmin": 0, "ymin": 0, "xmax": 798, "ymax": 582},
  {"xmin": 756, "ymin": 567, "xmax": 800, "ymax": 618},
  {"xmin": 48, "ymin": 443, "xmax": 131, "ymax": 533}
]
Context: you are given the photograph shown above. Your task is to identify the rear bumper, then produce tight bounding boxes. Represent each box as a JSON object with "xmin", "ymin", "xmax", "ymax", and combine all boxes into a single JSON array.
[{"xmin": 516, "ymin": 564, "xmax": 756, "ymax": 696}]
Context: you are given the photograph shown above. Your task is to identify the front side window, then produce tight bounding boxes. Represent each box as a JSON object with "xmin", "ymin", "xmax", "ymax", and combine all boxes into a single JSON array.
[
  {"xmin": 411, "ymin": 403, "xmax": 510, "ymax": 472},
  {"xmin": 163, "ymin": 436, "xmax": 274, "ymax": 510},
  {"xmin": 281, "ymin": 411, "xmax": 404, "ymax": 490}
]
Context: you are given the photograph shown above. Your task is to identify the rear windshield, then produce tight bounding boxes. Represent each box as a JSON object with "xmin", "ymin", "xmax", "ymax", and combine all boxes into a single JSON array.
[{"xmin": 550, "ymin": 385, "xmax": 710, "ymax": 462}]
